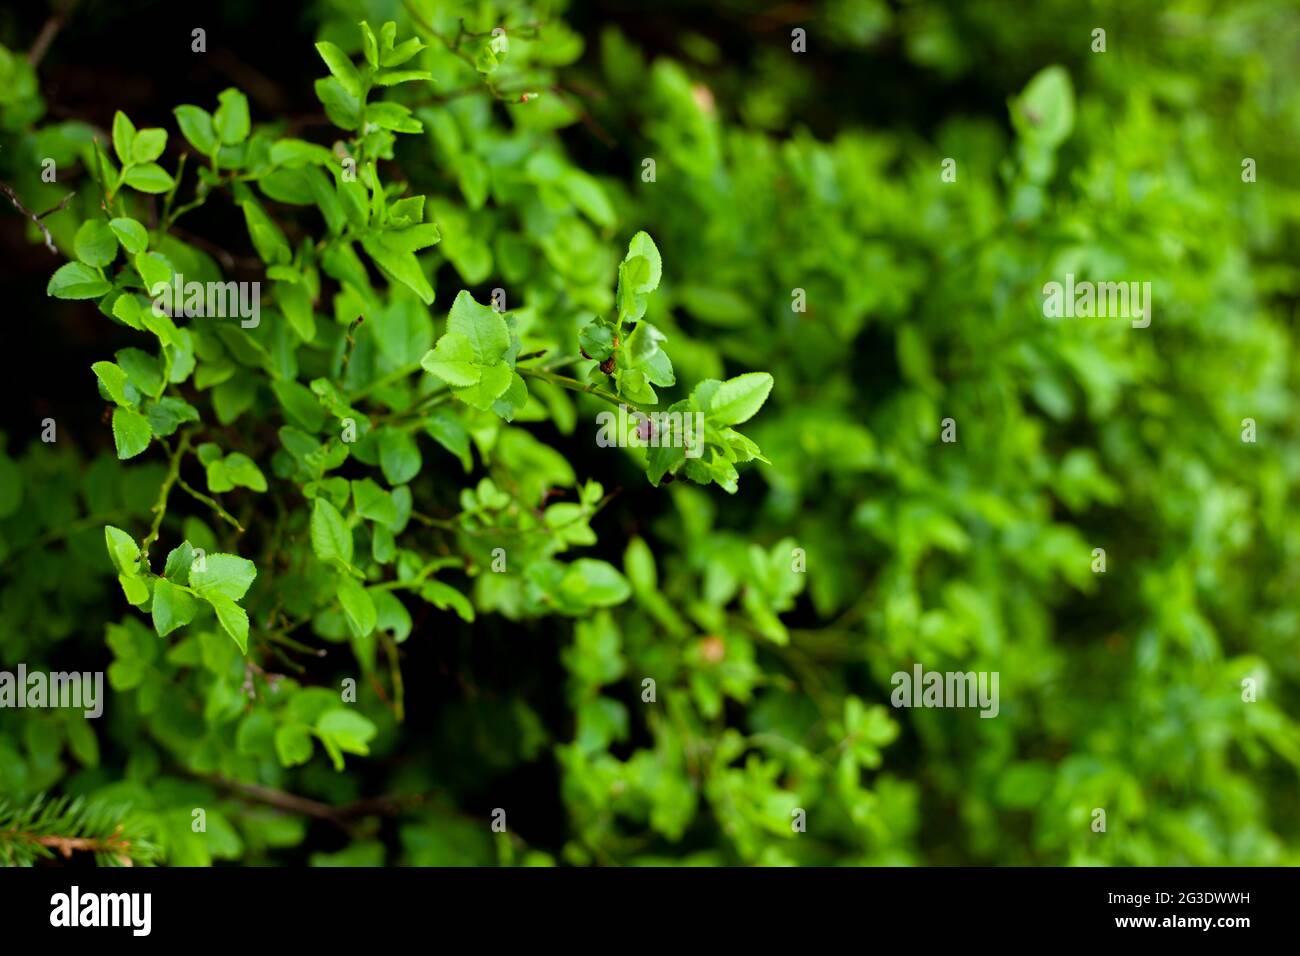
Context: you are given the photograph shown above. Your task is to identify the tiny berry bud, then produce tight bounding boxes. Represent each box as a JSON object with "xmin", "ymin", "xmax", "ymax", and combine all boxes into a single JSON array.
[{"xmin": 698, "ymin": 635, "xmax": 725, "ymax": 663}]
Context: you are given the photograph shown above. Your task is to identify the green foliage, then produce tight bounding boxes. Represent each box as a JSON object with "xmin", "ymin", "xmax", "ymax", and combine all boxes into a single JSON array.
[{"xmin": 0, "ymin": 0, "xmax": 1297, "ymax": 868}]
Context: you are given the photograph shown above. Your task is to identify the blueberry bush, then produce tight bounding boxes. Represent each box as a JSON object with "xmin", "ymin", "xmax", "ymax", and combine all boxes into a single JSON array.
[{"xmin": 0, "ymin": 0, "xmax": 1297, "ymax": 866}]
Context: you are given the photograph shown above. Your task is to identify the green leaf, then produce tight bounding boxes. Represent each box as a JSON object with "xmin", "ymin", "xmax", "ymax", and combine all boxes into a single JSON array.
[
  {"xmin": 74, "ymin": 220, "xmax": 118, "ymax": 267},
  {"xmin": 315, "ymin": 77, "xmax": 362, "ymax": 131},
  {"xmin": 115, "ymin": 347, "xmax": 162, "ymax": 397},
  {"xmin": 380, "ymin": 35, "xmax": 425, "ymax": 68},
  {"xmin": 314, "ymin": 708, "xmax": 377, "ymax": 768},
  {"xmin": 104, "ymin": 525, "xmax": 140, "ymax": 575},
  {"xmin": 456, "ymin": 361, "xmax": 513, "ymax": 410},
  {"xmin": 351, "ymin": 478, "xmax": 398, "ymax": 527},
  {"xmin": 275, "ymin": 724, "xmax": 313, "ymax": 767},
  {"xmin": 48, "ymin": 262, "xmax": 111, "ymax": 300},
  {"xmin": 624, "ymin": 537, "xmax": 658, "ymax": 593},
  {"xmin": 336, "ymin": 575, "xmax": 377, "ymax": 638},
  {"xmin": 152, "ymin": 579, "xmax": 198, "ymax": 637},
  {"xmin": 134, "ymin": 251, "xmax": 173, "ymax": 294},
  {"xmin": 214, "ymin": 88, "xmax": 251, "ymax": 144},
  {"xmin": 563, "ymin": 559, "xmax": 632, "ymax": 608},
  {"xmin": 124, "ymin": 163, "xmax": 176, "ymax": 194},
  {"xmin": 378, "ymin": 429, "xmax": 421, "ymax": 484},
  {"xmin": 273, "ymin": 379, "xmax": 327, "ymax": 432},
  {"xmin": 315, "ymin": 41, "xmax": 364, "ymax": 98},
  {"xmin": 163, "ymin": 541, "xmax": 196, "ymax": 584},
  {"xmin": 146, "ymin": 397, "xmax": 200, "ymax": 437},
  {"xmin": 424, "ymin": 409, "xmax": 472, "ymax": 472},
  {"xmin": 111, "ymin": 407, "xmax": 152, "ymax": 459},
  {"xmin": 420, "ymin": 331, "xmax": 480, "ymax": 386},
  {"xmin": 374, "ymin": 69, "xmax": 434, "ymax": 86},
  {"xmin": 108, "ymin": 217, "xmax": 149, "ymax": 255},
  {"xmin": 173, "ymin": 105, "xmax": 218, "ymax": 154},
  {"xmin": 705, "ymin": 372, "xmax": 774, "ymax": 425},
  {"xmin": 270, "ymin": 138, "xmax": 335, "ymax": 167},
  {"xmin": 360, "ymin": 22, "xmax": 379, "ymax": 69},
  {"xmin": 625, "ymin": 231, "xmax": 662, "ymax": 292},
  {"xmin": 190, "ymin": 553, "xmax": 257, "ymax": 601},
  {"xmin": 208, "ymin": 593, "xmax": 249, "ymax": 653},
  {"xmin": 418, "ymin": 580, "xmax": 475, "ymax": 621},
  {"xmin": 360, "ymin": 232, "xmax": 433, "ymax": 304},
  {"xmin": 311, "ymin": 497, "xmax": 354, "ymax": 568},
  {"xmin": 131, "ymin": 128, "xmax": 168, "ymax": 164},
  {"xmin": 111, "ymin": 110, "xmax": 136, "ymax": 165},
  {"xmin": 1014, "ymin": 65, "xmax": 1075, "ymax": 148},
  {"xmin": 242, "ymin": 199, "xmax": 291, "ymax": 265},
  {"xmin": 579, "ymin": 319, "xmax": 616, "ymax": 361},
  {"xmin": 446, "ymin": 290, "xmax": 509, "ymax": 362},
  {"xmin": 365, "ymin": 102, "xmax": 422, "ymax": 133},
  {"xmin": 92, "ymin": 361, "xmax": 133, "ymax": 406},
  {"xmin": 120, "ymin": 573, "xmax": 150, "ymax": 606}
]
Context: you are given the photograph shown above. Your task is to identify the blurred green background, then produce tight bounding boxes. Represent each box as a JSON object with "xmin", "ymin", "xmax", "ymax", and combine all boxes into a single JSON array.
[{"xmin": 0, "ymin": 0, "xmax": 1297, "ymax": 865}]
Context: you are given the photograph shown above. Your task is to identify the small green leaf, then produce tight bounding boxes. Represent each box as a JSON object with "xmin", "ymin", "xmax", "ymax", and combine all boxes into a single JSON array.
[
  {"xmin": 214, "ymin": 88, "xmax": 251, "ymax": 145},
  {"xmin": 351, "ymin": 479, "xmax": 398, "ymax": 527},
  {"xmin": 208, "ymin": 593, "xmax": 249, "ymax": 652},
  {"xmin": 131, "ymin": 128, "xmax": 168, "ymax": 164},
  {"xmin": 579, "ymin": 320, "xmax": 616, "ymax": 361},
  {"xmin": 112, "ymin": 111, "xmax": 136, "ymax": 165},
  {"xmin": 275, "ymin": 724, "xmax": 313, "ymax": 767},
  {"xmin": 111, "ymin": 407, "xmax": 152, "ymax": 459},
  {"xmin": 625, "ymin": 231, "xmax": 662, "ymax": 292},
  {"xmin": 163, "ymin": 541, "xmax": 196, "ymax": 584},
  {"xmin": 336, "ymin": 575, "xmax": 377, "ymax": 638},
  {"xmin": 447, "ymin": 290, "xmax": 509, "ymax": 362},
  {"xmin": 152, "ymin": 579, "xmax": 198, "ymax": 637},
  {"xmin": 146, "ymin": 397, "xmax": 200, "ymax": 437},
  {"xmin": 104, "ymin": 525, "xmax": 140, "ymax": 575},
  {"xmin": 378, "ymin": 429, "xmax": 422, "ymax": 485},
  {"xmin": 1014, "ymin": 65, "xmax": 1075, "ymax": 147},
  {"xmin": 360, "ymin": 232, "xmax": 433, "ymax": 304},
  {"xmin": 124, "ymin": 163, "xmax": 176, "ymax": 194},
  {"xmin": 74, "ymin": 220, "xmax": 118, "ymax": 267},
  {"xmin": 120, "ymin": 573, "xmax": 150, "ymax": 606},
  {"xmin": 92, "ymin": 361, "xmax": 133, "ymax": 406},
  {"xmin": 360, "ymin": 22, "xmax": 379, "ymax": 69},
  {"xmin": 315, "ymin": 42, "xmax": 364, "ymax": 98},
  {"xmin": 315, "ymin": 708, "xmax": 377, "ymax": 763},
  {"xmin": 380, "ymin": 36, "xmax": 425, "ymax": 68},
  {"xmin": 311, "ymin": 497, "xmax": 354, "ymax": 568},
  {"xmin": 116, "ymin": 347, "xmax": 163, "ymax": 397},
  {"xmin": 705, "ymin": 372, "xmax": 774, "ymax": 425},
  {"xmin": 456, "ymin": 361, "xmax": 513, "ymax": 410},
  {"xmin": 109, "ymin": 217, "xmax": 149, "ymax": 255},
  {"xmin": 190, "ymin": 553, "xmax": 258, "ymax": 601},
  {"xmin": 314, "ymin": 77, "xmax": 362, "ymax": 131},
  {"xmin": 48, "ymin": 262, "xmax": 111, "ymax": 300},
  {"xmin": 420, "ymin": 331, "xmax": 480, "ymax": 386},
  {"xmin": 174, "ymin": 105, "xmax": 218, "ymax": 154},
  {"xmin": 134, "ymin": 251, "xmax": 174, "ymax": 294}
]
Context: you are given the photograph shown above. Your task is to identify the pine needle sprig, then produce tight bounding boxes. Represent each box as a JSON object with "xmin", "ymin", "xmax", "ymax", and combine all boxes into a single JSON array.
[{"xmin": 0, "ymin": 794, "xmax": 160, "ymax": 867}]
